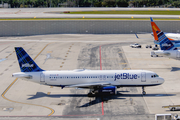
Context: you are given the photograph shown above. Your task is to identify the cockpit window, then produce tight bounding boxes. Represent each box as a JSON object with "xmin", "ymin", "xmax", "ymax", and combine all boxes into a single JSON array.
[
  {"xmin": 155, "ymin": 74, "xmax": 159, "ymax": 77},
  {"xmin": 151, "ymin": 74, "xmax": 159, "ymax": 78}
]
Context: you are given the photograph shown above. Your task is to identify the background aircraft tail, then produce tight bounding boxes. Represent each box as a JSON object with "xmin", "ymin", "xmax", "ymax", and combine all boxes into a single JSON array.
[
  {"xmin": 15, "ymin": 47, "xmax": 44, "ymax": 72},
  {"xmin": 150, "ymin": 17, "xmax": 175, "ymax": 50}
]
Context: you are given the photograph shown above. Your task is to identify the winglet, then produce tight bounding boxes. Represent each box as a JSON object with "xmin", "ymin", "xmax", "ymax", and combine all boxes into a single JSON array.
[{"xmin": 150, "ymin": 17, "xmax": 153, "ymax": 22}]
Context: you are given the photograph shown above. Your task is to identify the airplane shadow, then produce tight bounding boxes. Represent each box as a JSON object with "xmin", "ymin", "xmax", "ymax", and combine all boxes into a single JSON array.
[
  {"xmin": 171, "ymin": 67, "xmax": 180, "ymax": 72},
  {"xmin": 27, "ymin": 92, "xmax": 175, "ymax": 99},
  {"xmin": 119, "ymin": 93, "xmax": 176, "ymax": 97},
  {"xmin": 27, "ymin": 92, "xmax": 176, "ymax": 108},
  {"xmin": 27, "ymin": 92, "xmax": 87, "ymax": 100},
  {"xmin": 77, "ymin": 95, "xmax": 125, "ymax": 108},
  {"xmin": 166, "ymin": 109, "xmax": 180, "ymax": 112}
]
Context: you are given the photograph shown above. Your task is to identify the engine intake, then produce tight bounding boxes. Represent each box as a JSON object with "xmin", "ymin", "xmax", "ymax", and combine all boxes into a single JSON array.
[{"xmin": 99, "ymin": 86, "xmax": 117, "ymax": 95}]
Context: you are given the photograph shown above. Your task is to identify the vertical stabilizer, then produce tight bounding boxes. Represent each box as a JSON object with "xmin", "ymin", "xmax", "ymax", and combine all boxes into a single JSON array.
[
  {"xmin": 150, "ymin": 17, "xmax": 175, "ymax": 50},
  {"xmin": 15, "ymin": 47, "xmax": 44, "ymax": 72}
]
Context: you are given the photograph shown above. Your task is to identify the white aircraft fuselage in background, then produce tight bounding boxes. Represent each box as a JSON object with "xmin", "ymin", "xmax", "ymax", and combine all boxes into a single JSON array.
[
  {"xmin": 165, "ymin": 33, "xmax": 180, "ymax": 41},
  {"xmin": 150, "ymin": 17, "xmax": 180, "ymax": 60},
  {"xmin": 152, "ymin": 50, "xmax": 180, "ymax": 60}
]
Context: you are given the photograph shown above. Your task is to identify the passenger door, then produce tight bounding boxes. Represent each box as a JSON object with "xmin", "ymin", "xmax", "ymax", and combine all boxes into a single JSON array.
[
  {"xmin": 176, "ymin": 51, "xmax": 180, "ymax": 58},
  {"xmin": 99, "ymin": 75, "xmax": 102, "ymax": 80},
  {"xmin": 141, "ymin": 72, "xmax": 146, "ymax": 82}
]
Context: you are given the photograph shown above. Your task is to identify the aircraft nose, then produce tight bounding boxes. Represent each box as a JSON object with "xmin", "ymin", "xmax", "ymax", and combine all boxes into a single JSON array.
[{"xmin": 159, "ymin": 77, "xmax": 164, "ymax": 84}]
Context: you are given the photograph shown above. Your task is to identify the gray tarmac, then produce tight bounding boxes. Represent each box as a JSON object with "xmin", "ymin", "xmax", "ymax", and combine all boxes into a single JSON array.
[
  {"xmin": 0, "ymin": 34, "xmax": 179, "ymax": 120},
  {"xmin": 1, "ymin": 8, "xmax": 180, "ymax": 18}
]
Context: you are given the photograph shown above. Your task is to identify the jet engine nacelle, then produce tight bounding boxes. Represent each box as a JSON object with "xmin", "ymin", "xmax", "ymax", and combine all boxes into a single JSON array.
[{"xmin": 99, "ymin": 86, "xmax": 117, "ymax": 95}]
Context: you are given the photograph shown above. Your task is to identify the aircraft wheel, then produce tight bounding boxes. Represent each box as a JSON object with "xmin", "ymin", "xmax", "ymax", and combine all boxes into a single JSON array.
[
  {"xmin": 142, "ymin": 86, "xmax": 146, "ymax": 95},
  {"xmin": 142, "ymin": 91, "xmax": 146, "ymax": 95},
  {"xmin": 171, "ymin": 107, "xmax": 175, "ymax": 111},
  {"xmin": 88, "ymin": 93, "xmax": 94, "ymax": 97}
]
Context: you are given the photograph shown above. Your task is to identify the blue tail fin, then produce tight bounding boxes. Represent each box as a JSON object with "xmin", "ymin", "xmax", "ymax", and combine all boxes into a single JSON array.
[
  {"xmin": 150, "ymin": 17, "xmax": 176, "ymax": 50},
  {"xmin": 15, "ymin": 47, "xmax": 44, "ymax": 72}
]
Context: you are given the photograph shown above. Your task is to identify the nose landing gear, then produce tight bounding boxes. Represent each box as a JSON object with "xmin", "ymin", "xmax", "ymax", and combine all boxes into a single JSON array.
[{"xmin": 142, "ymin": 86, "xmax": 146, "ymax": 95}]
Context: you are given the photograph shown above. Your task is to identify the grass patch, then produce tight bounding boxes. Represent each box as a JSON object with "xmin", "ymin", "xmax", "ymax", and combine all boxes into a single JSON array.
[
  {"xmin": 67, "ymin": 10, "xmax": 180, "ymax": 15},
  {"xmin": 1, "ymin": 18, "xmax": 180, "ymax": 21}
]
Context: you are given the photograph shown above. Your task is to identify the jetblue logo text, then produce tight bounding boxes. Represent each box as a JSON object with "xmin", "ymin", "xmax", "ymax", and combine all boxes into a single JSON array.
[
  {"xmin": 162, "ymin": 43, "xmax": 171, "ymax": 47},
  {"xmin": 114, "ymin": 73, "xmax": 137, "ymax": 81},
  {"xmin": 22, "ymin": 63, "xmax": 34, "ymax": 67}
]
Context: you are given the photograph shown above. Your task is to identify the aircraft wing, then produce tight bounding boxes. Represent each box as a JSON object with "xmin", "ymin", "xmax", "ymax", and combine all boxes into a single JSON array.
[{"xmin": 67, "ymin": 82, "xmax": 112, "ymax": 88}]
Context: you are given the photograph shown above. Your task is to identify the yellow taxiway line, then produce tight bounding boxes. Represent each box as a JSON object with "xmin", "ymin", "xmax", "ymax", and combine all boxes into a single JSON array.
[{"xmin": 1, "ymin": 43, "xmax": 55, "ymax": 116}]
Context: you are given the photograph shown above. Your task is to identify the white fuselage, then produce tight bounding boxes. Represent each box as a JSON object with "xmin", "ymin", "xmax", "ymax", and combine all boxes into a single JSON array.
[
  {"xmin": 12, "ymin": 69, "xmax": 164, "ymax": 87},
  {"xmin": 165, "ymin": 33, "xmax": 180, "ymax": 40},
  {"xmin": 153, "ymin": 50, "xmax": 180, "ymax": 60},
  {"xmin": 151, "ymin": 32, "xmax": 180, "ymax": 41}
]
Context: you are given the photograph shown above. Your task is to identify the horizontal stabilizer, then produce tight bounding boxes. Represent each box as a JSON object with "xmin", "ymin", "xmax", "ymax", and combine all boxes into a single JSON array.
[{"xmin": 12, "ymin": 72, "xmax": 32, "ymax": 79}]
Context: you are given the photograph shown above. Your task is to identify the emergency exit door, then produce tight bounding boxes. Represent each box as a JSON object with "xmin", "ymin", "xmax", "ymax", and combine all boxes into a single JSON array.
[
  {"xmin": 141, "ymin": 72, "xmax": 146, "ymax": 82},
  {"xmin": 176, "ymin": 51, "xmax": 180, "ymax": 58}
]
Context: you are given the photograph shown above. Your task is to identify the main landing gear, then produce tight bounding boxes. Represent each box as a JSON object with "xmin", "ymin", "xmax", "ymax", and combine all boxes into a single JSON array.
[
  {"xmin": 142, "ymin": 86, "xmax": 146, "ymax": 95},
  {"xmin": 88, "ymin": 89, "xmax": 96, "ymax": 97}
]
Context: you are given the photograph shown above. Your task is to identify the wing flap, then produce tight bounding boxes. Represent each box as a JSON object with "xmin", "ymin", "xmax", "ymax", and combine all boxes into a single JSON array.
[{"xmin": 67, "ymin": 82, "xmax": 112, "ymax": 88}]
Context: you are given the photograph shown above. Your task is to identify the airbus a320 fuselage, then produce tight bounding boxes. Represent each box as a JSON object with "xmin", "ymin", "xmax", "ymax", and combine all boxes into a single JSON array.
[{"xmin": 12, "ymin": 47, "xmax": 164, "ymax": 96}]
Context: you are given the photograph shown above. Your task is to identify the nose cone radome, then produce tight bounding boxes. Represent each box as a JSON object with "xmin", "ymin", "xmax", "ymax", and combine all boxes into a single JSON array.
[{"xmin": 159, "ymin": 77, "xmax": 165, "ymax": 84}]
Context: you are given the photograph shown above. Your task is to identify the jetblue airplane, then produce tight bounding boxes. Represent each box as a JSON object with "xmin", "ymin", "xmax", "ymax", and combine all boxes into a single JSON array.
[
  {"xmin": 150, "ymin": 17, "xmax": 180, "ymax": 60},
  {"xmin": 12, "ymin": 47, "xmax": 164, "ymax": 96},
  {"xmin": 150, "ymin": 17, "xmax": 180, "ymax": 45}
]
